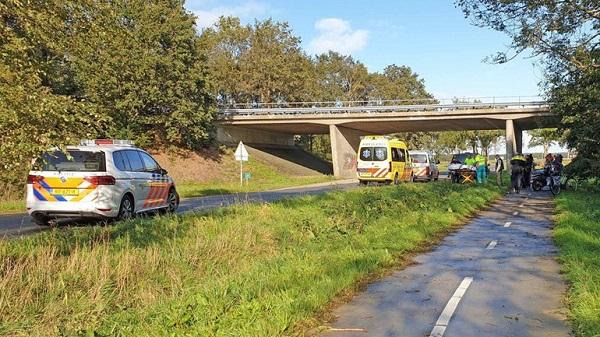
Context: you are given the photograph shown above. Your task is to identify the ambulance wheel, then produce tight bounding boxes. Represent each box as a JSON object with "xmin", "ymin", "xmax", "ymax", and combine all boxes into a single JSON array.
[
  {"xmin": 393, "ymin": 173, "xmax": 400, "ymax": 185},
  {"xmin": 165, "ymin": 188, "xmax": 179, "ymax": 213},
  {"xmin": 117, "ymin": 194, "xmax": 134, "ymax": 221}
]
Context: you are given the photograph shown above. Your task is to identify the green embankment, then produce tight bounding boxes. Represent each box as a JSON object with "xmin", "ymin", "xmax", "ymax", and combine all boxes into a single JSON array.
[
  {"xmin": 176, "ymin": 156, "xmax": 333, "ymax": 198},
  {"xmin": 555, "ymin": 190, "xmax": 600, "ymax": 337},
  {"xmin": 0, "ymin": 182, "xmax": 501, "ymax": 336}
]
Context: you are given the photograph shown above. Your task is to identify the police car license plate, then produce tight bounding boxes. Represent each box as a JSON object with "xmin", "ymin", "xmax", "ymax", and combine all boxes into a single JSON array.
[{"xmin": 53, "ymin": 188, "xmax": 79, "ymax": 196}]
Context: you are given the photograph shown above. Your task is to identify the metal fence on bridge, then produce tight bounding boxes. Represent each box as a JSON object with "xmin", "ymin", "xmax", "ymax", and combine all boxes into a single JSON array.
[{"xmin": 217, "ymin": 96, "xmax": 549, "ymax": 117}]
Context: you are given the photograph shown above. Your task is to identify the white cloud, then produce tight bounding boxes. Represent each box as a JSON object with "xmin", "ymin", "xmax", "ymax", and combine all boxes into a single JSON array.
[
  {"xmin": 193, "ymin": 0, "xmax": 270, "ymax": 30},
  {"xmin": 309, "ymin": 18, "xmax": 369, "ymax": 55}
]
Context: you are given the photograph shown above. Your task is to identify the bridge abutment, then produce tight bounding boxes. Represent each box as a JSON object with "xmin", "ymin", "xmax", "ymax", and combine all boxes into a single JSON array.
[
  {"xmin": 329, "ymin": 125, "xmax": 363, "ymax": 179},
  {"xmin": 505, "ymin": 119, "xmax": 523, "ymax": 162}
]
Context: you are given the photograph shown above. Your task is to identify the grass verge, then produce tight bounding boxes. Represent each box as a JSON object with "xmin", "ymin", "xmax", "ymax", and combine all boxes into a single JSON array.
[
  {"xmin": 555, "ymin": 190, "xmax": 600, "ymax": 337},
  {"xmin": 0, "ymin": 181, "xmax": 501, "ymax": 336}
]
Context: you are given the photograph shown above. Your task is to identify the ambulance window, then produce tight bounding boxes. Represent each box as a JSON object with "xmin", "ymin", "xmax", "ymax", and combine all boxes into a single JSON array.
[
  {"xmin": 374, "ymin": 147, "xmax": 386, "ymax": 161},
  {"xmin": 113, "ymin": 151, "xmax": 131, "ymax": 171},
  {"xmin": 125, "ymin": 150, "xmax": 145, "ymax": 172},
  {"xmin": 359, "ymin": 147, "xmax": 387, "ymax": 161},
  {"xmin": 391, "ymin": 148, "xmax": 399, "ymax": 161},
  {"xmin": 139, "ymin": 152, "xmax": 159, "ymax": 173}
]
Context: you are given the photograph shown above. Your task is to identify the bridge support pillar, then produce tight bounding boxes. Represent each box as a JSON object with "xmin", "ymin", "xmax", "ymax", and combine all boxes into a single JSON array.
[
  {"xmin": 505, "ymin": 119, "xmax": 523, "ymax": 162},
  {"xmin": 330, "ymin": 125, "xmax": 362, "ymax": 179}
]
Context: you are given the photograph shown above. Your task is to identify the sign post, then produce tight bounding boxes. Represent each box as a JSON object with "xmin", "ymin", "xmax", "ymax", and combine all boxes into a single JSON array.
[{"xmin": 234, "ymin": 141, "xmax": 249, "ymax": 186}]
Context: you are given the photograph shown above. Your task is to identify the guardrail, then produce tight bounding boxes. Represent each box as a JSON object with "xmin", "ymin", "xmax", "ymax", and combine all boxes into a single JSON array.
[{"xmin": 217, "ymin": 96, "xmax": 550, "ymax": 117}]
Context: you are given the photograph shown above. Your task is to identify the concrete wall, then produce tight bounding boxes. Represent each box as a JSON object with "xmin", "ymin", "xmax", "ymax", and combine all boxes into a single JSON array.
[
  {"xmin": 329, "ymin": 125, "xmax": 364, "ymax": 179},
  {"xmin": 216, "ymin": 125, "xmax": 294, "ymax": 146}
]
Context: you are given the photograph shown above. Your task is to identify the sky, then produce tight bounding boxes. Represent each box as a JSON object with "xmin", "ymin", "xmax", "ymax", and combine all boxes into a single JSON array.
[{"xmin": 186, "ymin": 0, "xmax": 560, "ymax": 152}]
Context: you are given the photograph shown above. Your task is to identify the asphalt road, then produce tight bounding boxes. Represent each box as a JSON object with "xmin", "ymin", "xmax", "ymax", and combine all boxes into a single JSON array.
[
  {"xmin": 321, "ymin": 192, "xmax": 569, "ymax": 337},
  {"xmin": 0, "ymin": 180, "xmax": 358, "ymax": 238}
]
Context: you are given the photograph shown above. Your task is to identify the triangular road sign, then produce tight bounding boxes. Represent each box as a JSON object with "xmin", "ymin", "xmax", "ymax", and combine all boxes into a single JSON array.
[{"xmin": 234, "ymin": 141, "xmax": 249, "ymax": 161}]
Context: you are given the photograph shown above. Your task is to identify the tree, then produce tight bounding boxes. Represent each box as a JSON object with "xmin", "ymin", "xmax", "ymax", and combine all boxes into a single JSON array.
[
  {"xmin": 200, "ymin": 17, "xmax": 314, "ymax": 105},
  {"xmin": 528, "ymin": 128, "xmax": 560, "ymax": 156},
  {"xmin": 313, "ymin": 51, "xmax": 370, "ymax": 102},
  {"xmin": 0, "ymin": 0, "xmax": 108, "ymax": 188},
  {"xmin": 66, "ymin": 0, "xmax": 214, "ymax": 148}
]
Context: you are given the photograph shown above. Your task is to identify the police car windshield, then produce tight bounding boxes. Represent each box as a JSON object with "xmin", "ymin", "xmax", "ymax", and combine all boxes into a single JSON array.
[
  {"xmin": 35, "ymin": 150, "xmax": 106, "ymax": 172},
  {"xmin": 360, "ymin": 147, "xmax": 387, "ymax": 161}
]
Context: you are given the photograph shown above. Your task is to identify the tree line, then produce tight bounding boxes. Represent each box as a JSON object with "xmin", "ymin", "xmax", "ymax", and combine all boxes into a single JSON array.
[{"xmin": 0, "ymin": 1, "xmax": 447, "ymax": 189}]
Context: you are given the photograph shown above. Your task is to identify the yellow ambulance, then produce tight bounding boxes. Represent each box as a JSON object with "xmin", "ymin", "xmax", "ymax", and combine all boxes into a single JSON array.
[{"xmin": 356, "ymin": 136, "xmax": 413, "ymax": 185}]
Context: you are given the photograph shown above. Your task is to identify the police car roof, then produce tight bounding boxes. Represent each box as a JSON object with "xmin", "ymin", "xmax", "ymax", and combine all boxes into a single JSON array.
[{"xmin": 65, "ymin": 145, "xmax": 141, "ymax": 152}]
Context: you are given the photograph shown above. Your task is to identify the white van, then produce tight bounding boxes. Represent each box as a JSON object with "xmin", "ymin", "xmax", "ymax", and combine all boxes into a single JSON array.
[
  {"xmin": 26, "ymin": 139, "xmax": 179, "ymax": 226},
  {"xmin": 408, "ymin": 151, "xmax": 440, "ymax": 182}
]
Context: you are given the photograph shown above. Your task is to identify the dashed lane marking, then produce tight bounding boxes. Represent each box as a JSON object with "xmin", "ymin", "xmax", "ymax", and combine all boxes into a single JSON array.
[
  {"xmin": 504, "ymin": 221, "xmax": 512, "ymax": 228},
  {"xmin": 486, "ymin": 240, "xmax": 498, "ymax": 249},
  {"xmin": 429, "ymin": 277, "xmax": 474, "ymax": 337},
  {"xmin": 512, "ymin": 211, "xmax": 519, "ymax": 216}
]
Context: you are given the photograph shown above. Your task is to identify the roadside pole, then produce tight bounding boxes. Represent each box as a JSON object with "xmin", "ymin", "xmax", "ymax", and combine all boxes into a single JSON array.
[{"xmin": 234, "ymin": 141, "xmax": 249, "ymax": 186}]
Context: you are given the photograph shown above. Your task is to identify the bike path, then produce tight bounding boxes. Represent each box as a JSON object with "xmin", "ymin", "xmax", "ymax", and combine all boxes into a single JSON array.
[{"xmin": 321, "ymin": 192, "xmax": 569, "ymax": 337}]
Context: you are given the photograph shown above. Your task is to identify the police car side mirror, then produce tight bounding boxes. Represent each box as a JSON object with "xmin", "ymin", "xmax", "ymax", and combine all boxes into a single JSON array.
[{"xmin": 160, "ymin": 168, "xmax": 168, "ymax": 175}]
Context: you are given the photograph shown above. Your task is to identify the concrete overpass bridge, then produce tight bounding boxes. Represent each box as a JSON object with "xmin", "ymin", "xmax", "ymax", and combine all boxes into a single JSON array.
[{"xmin": 216, "ymin": 97, "xmax": 557, "ymax": 178}]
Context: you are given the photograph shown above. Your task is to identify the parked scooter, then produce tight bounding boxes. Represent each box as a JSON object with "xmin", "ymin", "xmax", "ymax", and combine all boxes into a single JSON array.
[{"xmin": 531, "ymin": 169, "xmax": 561, "ymax": 195}]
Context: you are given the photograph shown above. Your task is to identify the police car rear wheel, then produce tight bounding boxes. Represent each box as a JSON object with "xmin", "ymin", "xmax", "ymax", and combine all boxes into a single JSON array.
[{"xmin": 117, "ymin": 195, "xmax": 134, "ymax": 221}]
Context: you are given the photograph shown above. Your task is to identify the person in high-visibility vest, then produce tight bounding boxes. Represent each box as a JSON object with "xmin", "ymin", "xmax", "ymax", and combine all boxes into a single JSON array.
[
  {"xmin": 510, "ymin": 154, "xmax": 527, "ymax": 193},
  {"xmin": 475, "ymin": 154, "xmax": 487, "ymax": 184}
]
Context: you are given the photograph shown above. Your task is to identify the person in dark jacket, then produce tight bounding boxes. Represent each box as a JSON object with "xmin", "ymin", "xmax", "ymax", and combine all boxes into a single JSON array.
[{"xmin": 510, "ymin": 154, "xmax": 527, "ymax": 193}]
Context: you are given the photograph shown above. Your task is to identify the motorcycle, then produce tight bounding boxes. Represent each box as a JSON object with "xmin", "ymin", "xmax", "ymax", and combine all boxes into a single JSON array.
[{"xmin": 531, "ymin": 168, "xmax": 561, "ymax": 195}]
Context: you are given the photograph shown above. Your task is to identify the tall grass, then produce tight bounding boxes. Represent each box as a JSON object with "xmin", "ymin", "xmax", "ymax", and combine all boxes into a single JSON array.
[
  {"xmin": 0, "ymin": 185, "xmax": 25, "ymax": 214},
  {"xmin": 0, "ymin": 182, "xmax": 500, "ymax": 336},
  {"xmin": 555, "ymin": 190, "xmax": 600, "ymax": 337}
]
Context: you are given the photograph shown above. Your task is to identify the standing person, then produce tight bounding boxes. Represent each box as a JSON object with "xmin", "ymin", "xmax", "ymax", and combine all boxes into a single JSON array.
[
  {"xmin": 495, "ymin": 155, "xmax": 504, "ymax": 186},
  {"xmin": 510, "ymin": 153, "xmax": 527, "ymax": 193},
  {"xmin": 475, "ymin": 153, "xmax": 487, "ymax": 184},
  {"xmin": 522, "ymin": 154, "xmax": 534, "ymax": 189}
]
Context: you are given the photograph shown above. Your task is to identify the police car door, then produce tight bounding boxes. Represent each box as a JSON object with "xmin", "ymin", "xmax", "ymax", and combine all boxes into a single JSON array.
[
  {"xmin": 123, "ymin": 150, "xmax": 151, "ymax": 212},
  {"xmin": 139, "ymin": 151, "xmax": 168, "ymax": 209}
]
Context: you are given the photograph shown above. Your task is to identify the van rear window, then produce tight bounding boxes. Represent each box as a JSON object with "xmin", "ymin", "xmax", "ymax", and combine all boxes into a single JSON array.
[
  {"xmin": 411, "ymin": 154, "xmax": 428, "ymax": 163},
  {"xmin": 34, "ymin": 150, "xmax": 106, "ymax": 172},
  {"xmin": 360, "ymin": 147, "xmax": 387, "ymax": 161}
]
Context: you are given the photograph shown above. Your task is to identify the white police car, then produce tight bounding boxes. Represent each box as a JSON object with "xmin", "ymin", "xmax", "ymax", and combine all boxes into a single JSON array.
[{"xmin": 26, "ymin": 139, "xmax": 179, "ymax": 226}]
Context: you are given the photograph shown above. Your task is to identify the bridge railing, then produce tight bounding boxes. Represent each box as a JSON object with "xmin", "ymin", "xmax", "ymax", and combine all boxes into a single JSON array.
[{"xmin": 217, "ymin": 96, "xmax": 549, "ymax": 117}]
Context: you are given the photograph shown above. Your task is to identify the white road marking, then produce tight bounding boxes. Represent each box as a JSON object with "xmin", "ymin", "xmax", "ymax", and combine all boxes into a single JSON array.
[
  {"xmin": 328, "ymin": 328, "xmax": 367, "ymax": 332},
  {"xmin": 519, "ymin": 203, "xmax": 525, "ymax": 208},
  {"xmin": 429, "ymin": 277, "xmax": 473, "ymax": 337},
  {"xmin": 486, "ymin": 240, "xmax": 498, "ymax": 249},
  {"xmin": 504, "ymin": 221, "xmax": 512, "ymax": 228},
  {"xmin": 512, "ymin": 211, "xmax": 519, "ymax": 216}
]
